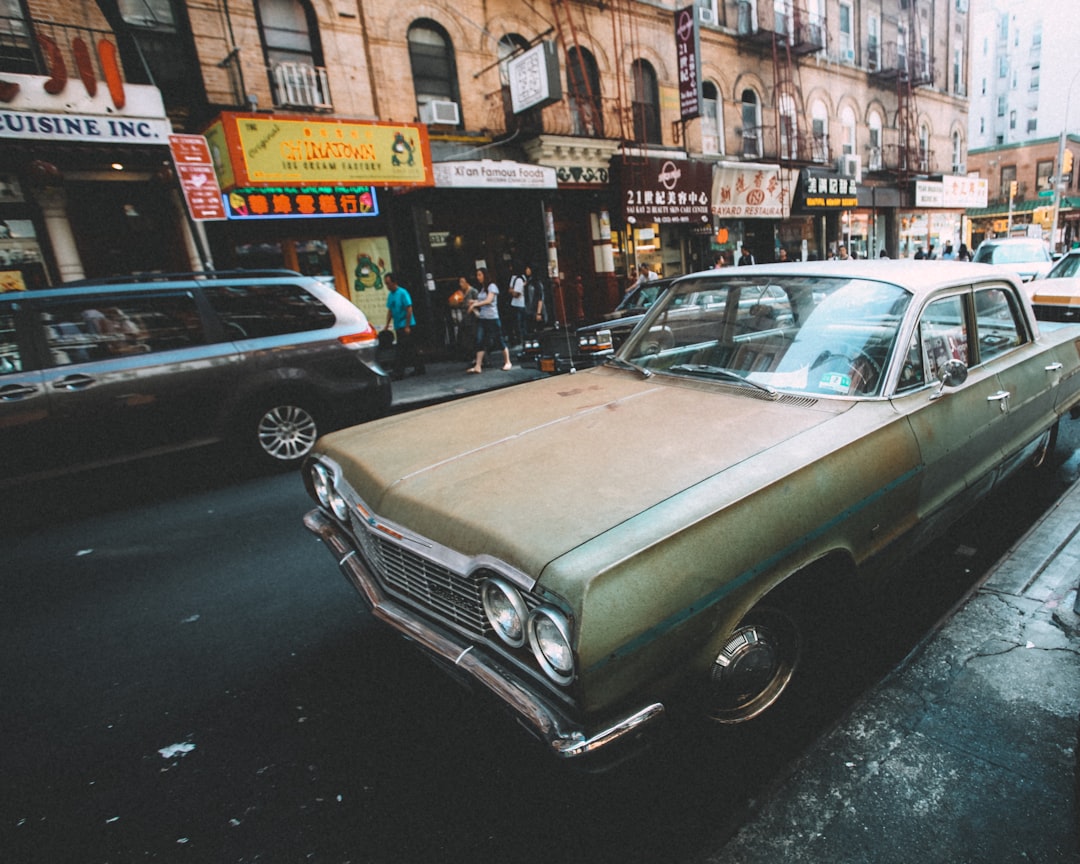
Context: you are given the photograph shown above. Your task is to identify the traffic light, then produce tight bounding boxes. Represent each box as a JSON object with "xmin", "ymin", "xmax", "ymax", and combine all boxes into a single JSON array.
[
  {"xmin": 1063, "ymin": 149, "xmax": 1074, "ymax": 177},
  {"xmin": 1009, "ymin": 180, "xmax": 1018, "ymax": 197}
]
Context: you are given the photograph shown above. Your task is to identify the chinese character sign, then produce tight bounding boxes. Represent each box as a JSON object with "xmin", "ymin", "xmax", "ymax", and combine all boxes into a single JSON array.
[{"xmin": 675, "ymin": 6, "xmax": 701, "ymax": 121}]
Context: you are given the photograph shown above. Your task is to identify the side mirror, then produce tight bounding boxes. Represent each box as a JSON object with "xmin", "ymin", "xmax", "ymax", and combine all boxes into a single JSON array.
[{"xmin": 930, "ymin": 358, "xmax": 968, "ymax": 399}]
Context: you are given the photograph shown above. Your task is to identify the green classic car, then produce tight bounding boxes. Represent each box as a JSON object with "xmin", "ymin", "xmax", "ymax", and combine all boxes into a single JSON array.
[{"xmin": 303, "ymin": 261, "xmax": 1080, "ymax": 763}]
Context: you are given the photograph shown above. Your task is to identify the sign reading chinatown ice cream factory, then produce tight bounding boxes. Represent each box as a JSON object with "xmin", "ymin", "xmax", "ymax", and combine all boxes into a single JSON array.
[
  {"xmin": 623, "ymin": 157, "xmax": 712, "ymax": 223},
  {"xmin": 203, "ymin": 113, "xmax": 433, "ymax": 189}
]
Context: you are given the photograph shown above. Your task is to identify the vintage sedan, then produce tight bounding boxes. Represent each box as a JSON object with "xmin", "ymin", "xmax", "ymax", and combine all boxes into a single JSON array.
[{"xmin": 302, "ymin": 261, "xmax": 1080, "ymax": 764}]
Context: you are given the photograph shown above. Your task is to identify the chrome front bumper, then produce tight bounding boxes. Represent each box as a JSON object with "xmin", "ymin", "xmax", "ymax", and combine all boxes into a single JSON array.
[{"xmin": 304, "ymin": 508, "xmax": 664, "ymax": 760}]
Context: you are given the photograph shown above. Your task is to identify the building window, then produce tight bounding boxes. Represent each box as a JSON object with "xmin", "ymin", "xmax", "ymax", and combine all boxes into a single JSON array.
[
  {"xmin": 1030, "ymin": 64, "xmax": 1039, "ymax": 91},
  {"xmin": 0, "ymin": 0, "xmax": 34, "ymax": 74},
  {"xmin": 840, "ymin": 105, "xmax": 856, "ymax": 156},
  {"xmin": 810, "ymin": 99, "xmax": 827, "ymax": 160},
  {"xmin": 1000, "ymin": 165, "xmax": 1016, "ymax": 199},
  {"xmin": 631, "ymin": 59, "xmax": 661, "ymax": 144},
  {"xmin": 1027, "ymin": 118, "xmax": 1037, "ymax": 133},
  {"xmin": 1009, "ymin": 110, "xmax": 1017, "ymax": 130},
  {"xmin": 998, "ymin": 56, "xmax": 1008, "ymax": 78},
  {"xmin": 867, "ymin": 12, "xmax": 880, "ymax": 71},
  {"xmin": 839, "ymin": 2, "xmax": 853, "ymax": 62},
  {"xmin": 952, "ymin": 131, "xmax": 963, "ymax": 173},
  {"xmin": 997, "ymin": 95, "xmax": 1006, "ymax": 117},
  {"xmin": 781, "ymin": 93, "xmax": 800, "ymax": 160},
  {"xmin": 567, "ymin": 46, "xmax": 603, "ymax": 137},
  {"xmin": 868, "ymin": 111, "xmax": 883, "ymax": 170},
  {"xmin": 701, "ymin": 80, "xmax": 723, "ymax": 155},
  {"xmin": 741, "ymin": 89, "xmax": 761, "ymax": 158},
  {"xmin": 1037, "ymin": 160, "xmax": 1054, "ymax": 191},
  {"xmin": 408, "ymin": 21, "xmax": 461, "ymax": 126},
  {"xmin": 257, "ymin": 0, "xmax": 320, "ymax": 68},
  {"xmin": 953, "ymin": 46, "xmax": 964, "ymax": 93},
  {"xmin": 918, "ymin": 123, "xmax": 930, "ymax": 172}
]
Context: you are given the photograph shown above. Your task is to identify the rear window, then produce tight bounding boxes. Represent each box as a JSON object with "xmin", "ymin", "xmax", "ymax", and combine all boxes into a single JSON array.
[
  {"xmin": 974, "ymin": 242, "xmax": 1050, "ymax": 265},
  {"xmin": 204, "ymin": 283, "xmax": 335, "ymax": 339}
]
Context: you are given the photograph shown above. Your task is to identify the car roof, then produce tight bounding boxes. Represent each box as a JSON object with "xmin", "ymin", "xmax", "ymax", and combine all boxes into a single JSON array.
[
  {"xmin": 673, "ymin": 260, "xmax": 1025, "ymax": 302},
  {"xmin": 0, "ymin": 270, "xmax": 313, "ymax": 302}
]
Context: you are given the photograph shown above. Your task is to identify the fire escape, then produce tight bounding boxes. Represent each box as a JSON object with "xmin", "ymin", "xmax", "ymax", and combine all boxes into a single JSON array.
[
  {"xmin": 734, "ymin": 0, "xmax": 826, "ymax": 200},
  {"xmin": 869, "ymin": 0, "xmax": 935, "ymax": 185}
]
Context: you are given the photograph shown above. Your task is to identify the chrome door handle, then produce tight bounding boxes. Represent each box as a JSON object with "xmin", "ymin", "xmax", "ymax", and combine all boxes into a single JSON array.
[
  {"xmin": 1045, "ymin": 362, "xmax": 1063, "ymax": 371},
  {"xmin": 987, "ymin": 390, "xmax": 1010, "ymax": 412},
  {"xmin": 52, "ymin": 373, "xmax": 96, "ymax": 391},
  {"xmin": 0, "ymin": 383, "xmax": 38, "ymax": 400}
]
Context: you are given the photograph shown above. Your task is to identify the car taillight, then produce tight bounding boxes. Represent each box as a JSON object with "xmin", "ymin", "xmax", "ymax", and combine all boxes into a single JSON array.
[{"xmin": 338, "ymin": 324, "xmax": 378, "ymax": 346}]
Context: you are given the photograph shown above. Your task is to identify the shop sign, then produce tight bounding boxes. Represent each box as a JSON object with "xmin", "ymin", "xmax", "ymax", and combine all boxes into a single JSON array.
[
  {"xmin": 941, "ymin": 175, "xmax": 988, "ymax": 208},
  {"xmin": 222, "ymin": 185, "xmax": 378, "ymax": 220},
  {"xmin": 794, "ymin": 170, "xmax": 859, "ymax": 210},
  {"xmin": 674, "ymin": 6, "xmax": 702, "ymax": 121},
  {"xmin": 623, "ymin": 157, "xmax": 712, "ymax": 223},
  {"xmin": 508, "ymin": 41, "xmax": 562, "ymax": 114},
  {"xmin": 432, "ymin": 160, "xmax": 557, "ymax": 189},
  {"xmin": 0, "ymin": 108, "xmax": 170, "ymax": 144},
  {"xmin": 914, "ymin": 180, "xmax": 944, "ymax": 208},
  {"xmin": 204, "ymin": 113, "xmax": 432, "ymax": 189},
  {"xmin": 711, "ymin": 162, "xmax": 788, "ymax": 219},
  {"xmin": 169, "ymin": 134, "xmax": 226, "ymax": 221}
]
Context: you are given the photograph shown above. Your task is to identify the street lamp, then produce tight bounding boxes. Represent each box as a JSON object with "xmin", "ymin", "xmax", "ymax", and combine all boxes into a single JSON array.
[{"xmin": 1050, "ymin": 68, "xmax": 1080, "ymax": 253}]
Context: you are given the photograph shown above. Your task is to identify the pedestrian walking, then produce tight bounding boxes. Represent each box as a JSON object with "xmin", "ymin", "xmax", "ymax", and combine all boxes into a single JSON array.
[
  {"xmin": 508, "ymin": 264, "xmax": 528, "ymax": 346},
  {"xmin": 382, "ymin": 272, "xmax": 424, "ymax": 379},
  {"xmin": 466, "ymin": 267, "xmax": 512, "ymax": 373}
]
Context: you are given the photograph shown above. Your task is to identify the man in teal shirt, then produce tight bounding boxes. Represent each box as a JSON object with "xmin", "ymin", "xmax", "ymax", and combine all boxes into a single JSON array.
[{"xmin": 382, "ymin": 272, "xmax": 425, "ymax": 379}]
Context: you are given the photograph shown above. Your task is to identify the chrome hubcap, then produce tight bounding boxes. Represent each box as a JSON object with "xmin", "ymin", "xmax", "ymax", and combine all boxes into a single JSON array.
[{"xmin": 708, "ymin": 609, "xmax": 800, "ymax": 724}]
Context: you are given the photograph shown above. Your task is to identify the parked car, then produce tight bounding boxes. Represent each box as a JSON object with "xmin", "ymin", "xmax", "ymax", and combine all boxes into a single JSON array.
[
  {"xmin": 972, "ymin": 237, "xmax": 1054, "ymax": 283},
  {"xmin": 0, "ymin": 270, "xmax": 390, "ymax": 483},
  {"xmin": 529, "ymin": 277, "xmax": 677, "ymax": 374},
  {"xmin": 1043, "ymin": 247, "xmax": 1080, "ymax": 280},
  {"xmin": 302, "ymin": 261, "xmax": 1080, "ymax": 765}
]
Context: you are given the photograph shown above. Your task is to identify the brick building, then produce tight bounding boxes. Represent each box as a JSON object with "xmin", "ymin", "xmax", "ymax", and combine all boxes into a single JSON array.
[{"xmin": 2, "ymin": 0, "xmax": 975, "ymax": 344}]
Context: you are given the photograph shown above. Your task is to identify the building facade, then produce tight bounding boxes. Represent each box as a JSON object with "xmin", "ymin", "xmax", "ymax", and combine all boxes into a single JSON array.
[{"xmin": 1, "ymin": 0, "xmax": 974, "ymax": 347}]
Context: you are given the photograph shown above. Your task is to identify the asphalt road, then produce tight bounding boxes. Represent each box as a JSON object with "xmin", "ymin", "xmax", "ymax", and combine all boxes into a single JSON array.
[{"xmin": 3, "ymin": 422, "xmax": 1079, "ymax": 863}]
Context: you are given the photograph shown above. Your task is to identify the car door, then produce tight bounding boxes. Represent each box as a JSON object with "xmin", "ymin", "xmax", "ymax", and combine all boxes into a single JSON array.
[
  {"xmin": 0, "ymin": 302, "xmax": 57, "ymax": 480},
  {"xmin": 891, "ymin": 290, "xmax": 1014, "ymax": 546},
  {"xmin": 969, "ymin": 281, "xmax": 1061, "ymax": 479},
  {"xmin": 35, "ymin": 290, "xmax": 239, "ymax": 467}
]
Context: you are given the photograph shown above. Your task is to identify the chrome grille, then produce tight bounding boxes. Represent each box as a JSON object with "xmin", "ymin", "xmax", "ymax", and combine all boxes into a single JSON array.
[{"xmin": 349, "ymin": 510, "xmax": 489, "ymax": 636}]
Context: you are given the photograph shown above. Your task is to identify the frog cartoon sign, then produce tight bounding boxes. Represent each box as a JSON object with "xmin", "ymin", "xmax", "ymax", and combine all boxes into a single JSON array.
[{"xmin": 340, "ymin": 236, "xmax": 392, "ymax": 324}]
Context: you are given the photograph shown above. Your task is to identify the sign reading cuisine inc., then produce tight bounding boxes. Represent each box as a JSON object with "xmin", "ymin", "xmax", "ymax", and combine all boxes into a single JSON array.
[{"xmin": 203, "ymin": 113, "xmax": 433, "ymax": 189}]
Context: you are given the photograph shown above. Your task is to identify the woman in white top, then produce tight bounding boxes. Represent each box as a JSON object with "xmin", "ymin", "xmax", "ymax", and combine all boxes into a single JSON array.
[{"xmin": 466, "ymin": 267, "xmax": 512, "ymax": 373}]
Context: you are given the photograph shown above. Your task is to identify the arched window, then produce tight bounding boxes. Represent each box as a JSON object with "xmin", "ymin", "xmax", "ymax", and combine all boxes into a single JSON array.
[
  {"xmin": 567, "ymin": 47, "xmax": 603, "ymax": 137},
  {"xmin": 257, "ymin": 0, "xmax": 326, "ymax": 108},
  {"xmin": 868, "ymin": 110, "xmax": 883, "ymax": 170},
  {"xmin": 780, "ymin": 92, "xmax": 799, "ymax": 160},
  {"xmin": 810, "ymin": 100, "xmax": 828, "ymax": 162},
  {"xmin": 257, "ymin": 0, "xmax": 321, "ymax": 68},
  {"xmin": 497, "ymin": 33, "xmax": 529, "ymax": 86},
  {"xmin": 840, "ymin": 105, "xmax": 856, "ymax": 156},
  {"xmin": 632, "ymin": 59, "xmax": 661, "ymax": 144},
  {"xmin": 701, "ymin": 81, "xmax": 724, "ymax": 155},
  {"xmin": 741, "ymin": 89, "xmax": 761, "ymax": 157},
  {"xmin": 952, "ymin": 130, "xmax": 964, "ymax": 173},
  {"xmin": 408, "ymin": 20, "xmax": 461, "ymax": 126},
  {"xmin": 919, "ymin": 123, "xmax": 930, "ymax": 172}
]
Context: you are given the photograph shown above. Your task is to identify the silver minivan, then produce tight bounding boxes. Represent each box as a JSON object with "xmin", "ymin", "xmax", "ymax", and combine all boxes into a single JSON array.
[{"xmin": 0, "ymin": 270, "xmax": 390, "ymax": 483}]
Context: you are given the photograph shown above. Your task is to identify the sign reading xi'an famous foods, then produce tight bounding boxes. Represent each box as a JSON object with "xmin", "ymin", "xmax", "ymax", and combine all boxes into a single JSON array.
[
  {"xmin": 623, "ymin": 157, "xmax": 712, "ymax": 223},
  {"xmin": 203, "ymin": 113, "xmax": 433, "ymax": 189}
]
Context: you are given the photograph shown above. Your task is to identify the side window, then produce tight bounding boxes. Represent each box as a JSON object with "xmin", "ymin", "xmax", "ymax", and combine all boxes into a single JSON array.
[
  {"xmin": 899, "ymin": 295, "xmax": 968, "ymax": 392},
  {"xmin": 974, "ymin": 285, "xmax": 1024, "ymax": 363},
  {"xmin": 41, "ymin": 294, "xmax": 204, "ymax": 366},
  {"xmin": 0, "ymin": 309, "xmax": 22, "ymax": 374},
  {"xmin": 203, "ymin": 283, "xmax": 335, "ymax": 339}
]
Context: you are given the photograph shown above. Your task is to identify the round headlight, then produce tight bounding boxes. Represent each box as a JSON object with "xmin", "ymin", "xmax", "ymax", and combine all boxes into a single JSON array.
[
  {"xmin": 329, "ymin": 489, "xmax": 350, "ymax": 522},
  {"xmin": 310, "ymin": 462, "xmax": 332, "ymax": 507},
  {"xmin": 528, "ymin": 607, "xmax": 575, "ymax": 685},
  {"xmin": 482, "ymin": 578, "xmax": 528, "ymax": 648}
]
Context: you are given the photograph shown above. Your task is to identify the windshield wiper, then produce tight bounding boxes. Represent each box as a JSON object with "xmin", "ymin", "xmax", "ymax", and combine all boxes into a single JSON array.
[
  {"xmin": 669, "ymin": 364, "xmax": 778, "ymax": 398},
  {"xmin": 605, "ymin": 355, "xmax": 653, "ymax": 378}
]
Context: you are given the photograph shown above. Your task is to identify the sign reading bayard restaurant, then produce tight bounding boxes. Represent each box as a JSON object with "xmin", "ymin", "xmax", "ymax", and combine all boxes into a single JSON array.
[
  {"xmin": 203, "ymin": 113, "xmax": 433, "ymax": 189},
  {"xmin": 711, "ymin": 162, "xmax": 788, "ymax": 219},
  {"xmin": 622, "ymin": 157, "xmax": 711, "ymax": 223}
]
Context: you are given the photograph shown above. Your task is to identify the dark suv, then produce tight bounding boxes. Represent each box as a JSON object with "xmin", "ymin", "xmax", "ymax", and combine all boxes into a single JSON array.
[{"xmin": 0, "ymin": 270, "xmax": 390, "ymax": 483}]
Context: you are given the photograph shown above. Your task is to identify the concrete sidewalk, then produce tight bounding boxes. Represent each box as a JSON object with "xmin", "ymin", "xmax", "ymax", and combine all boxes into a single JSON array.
[
  {"xmin": 713, "ymin": 479, "xmax": 1080, "ymax": 863},
  {"xmin": 385, "ymin": 356, "xmax": 547, "ymax": 411}
]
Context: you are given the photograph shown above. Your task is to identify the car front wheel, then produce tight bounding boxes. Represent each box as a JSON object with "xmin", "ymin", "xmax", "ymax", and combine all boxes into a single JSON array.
[
  {"xmin": 251, "ymin": 401, "xmax": 320, "ymax": 469},
  {"xmin": 705, "ymin": 606, "xmax": 802, "ymax": 724}
]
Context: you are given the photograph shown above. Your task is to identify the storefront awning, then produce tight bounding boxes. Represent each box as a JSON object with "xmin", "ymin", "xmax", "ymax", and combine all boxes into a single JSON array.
[{"xmin": 965, "ymin": 197, "xmax": 1079, "ymax": 219}]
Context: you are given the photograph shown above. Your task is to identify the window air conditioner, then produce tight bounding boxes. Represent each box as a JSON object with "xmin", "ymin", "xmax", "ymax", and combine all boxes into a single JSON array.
[
  {"xmin": 838, "ymin": 154, "xmax": 862, "ymax": 181},
  {"xmin": 698, "ymin": 4, "xmax": 717, "ymax": 26},
  {"xmin": 420, "ymin": 100, "xmax": 461, "ymax": 125}
]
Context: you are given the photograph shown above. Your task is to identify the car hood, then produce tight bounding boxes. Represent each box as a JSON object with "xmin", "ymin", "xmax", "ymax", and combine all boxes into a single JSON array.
[{"xmin": 317, "ymin": 367, "xmax": 851, "ymax": 579}]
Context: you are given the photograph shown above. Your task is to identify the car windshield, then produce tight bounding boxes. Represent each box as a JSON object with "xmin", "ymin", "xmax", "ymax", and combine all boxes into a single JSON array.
[
  {"xmin": 616, "ymin": 274, "xmax": 912, "ymax": 398},
  {"xmin": 975, "ymin": 242, "xmax": 1050, "ymax": 264},
  {"xmin": 1047, "ymin": 253, "xmax": 1080, "ymax": 278}
]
